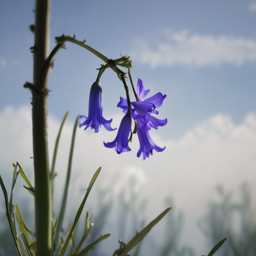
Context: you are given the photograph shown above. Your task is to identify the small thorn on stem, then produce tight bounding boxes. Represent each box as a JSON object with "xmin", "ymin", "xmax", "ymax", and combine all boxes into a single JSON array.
[
  {"xmin": 30, "ymin": 45, "xmax": 36, "ymax": 53},
  {"xmin": 29, "ymin": 24, "xmax": 35, "ymax": 33}
]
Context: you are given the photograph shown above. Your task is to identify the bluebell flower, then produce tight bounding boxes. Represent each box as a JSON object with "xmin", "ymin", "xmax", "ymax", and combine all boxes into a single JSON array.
[
  {"xmin": 103, "ymin": 111, "xmax": 132, "ymax": 154},
  {"xmin": 117, "ymin": 78, "xmax": 167, "ymax": 130},
  {"xmin": 79, "ymin": 81, "xmax": 116, "ymax": 133},
  {"xmin": 137, "ymin": 128, "xmax": 166, "ymax": 160},
  {"xmin": 117, "ymin": 78, "xmax": 167, "ymax": 159}
]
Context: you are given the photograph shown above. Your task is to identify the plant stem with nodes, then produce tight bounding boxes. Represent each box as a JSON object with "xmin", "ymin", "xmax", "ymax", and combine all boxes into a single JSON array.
[{"xmin": 32, "ymin": 0, "xmax": 52, "ymax": 255}]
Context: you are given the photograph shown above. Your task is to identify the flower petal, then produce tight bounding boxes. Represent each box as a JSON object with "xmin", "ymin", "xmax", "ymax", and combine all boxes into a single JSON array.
[
  {"xmin": 136, "ymin": 128, "xmax": 166, "ymax": 160},
  {"xmin": 131, "ymin": 101, "xmax": 154, "ymax": 115},
  {"xmin": 137, "ymin": 78, "xmax": 150, "ymax": 101},
  {"xmin": 117, "ymin": 97, "xmax": 128, "ymax": 113},
  {"xmin": 144, "ymin": 93, "xmax": 166, "ymax": 108},
  {"xmin": 104, "ymin": 112, "xmax": 131, "ymax": 154},
  {"xmin": 139, "ymin": 114, "xmax": 168, "ymax": 130}
]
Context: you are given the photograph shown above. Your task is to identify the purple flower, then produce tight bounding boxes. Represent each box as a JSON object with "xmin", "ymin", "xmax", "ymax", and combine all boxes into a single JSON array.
[
  {"xmin": 137, "ymin": 128, "xmax": 166, "ymax": 160},
  {"xmin": 79, "ymin": 81, "xmax": 116, "ymax": 133},
  {"xmin": 117, "ymin": 78, "xmax": 167, "ymax": 130},
  {"xmin": 103, "ymin": 111, "xmax": 132, "ymax": 154}
]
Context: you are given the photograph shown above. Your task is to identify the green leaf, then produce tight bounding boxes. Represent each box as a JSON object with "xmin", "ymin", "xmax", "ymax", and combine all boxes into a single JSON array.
[
  {"xmin": 74, "ymin": 234, "xmax": 111, "ymax": 256},
  {"xmin": 207, "ymin": 238, "xmax": 227, "ymax": 256},
  {"xmin": 10, "ymin": 163, "xmax": 20, "ymax": 218},
  {"xmin": 52, "ymin": 217, "xmax": 59, "ymax": 239},
  {"xmin": 50, "ymin": 111, "xmax": 69, "ymax": 216},
  {"xmin": 55, "ymin": 115, "xmax": 79, "ymax": 253},
  {"xmin": 0, "ymin": 170, "xmax": 22, "ymax": 256},
  {"xmin": 17, "ymin": 234, "xmax": 33, "ymax": 256},
  {"xmin": 72, "ymin": 212, "xmax": 94, "ymax": 254},
  {"xmin": 15, "ymin": 204, "xmax": 32, "ymax": 245},
  {"xmin": 59, "ymin": 167, "xmax": 102, "ymax": 256},
  {"xmin": 29, "ymin": 242, "xmax": 36, "ymax": 253},
  {"xmin": 17, "ymin": 162, "xmax": 34, "ymax": 196},
  {"xmin": 118, "ymin": 207, "xmax": 171, "ymax": 256},
  {"xmin": 132, "ymin": 242, "xmax": 141, "ymax": 256},
  {"xmin": 23, "ymin": 186, "xmax": 35, "ymax": 196}
]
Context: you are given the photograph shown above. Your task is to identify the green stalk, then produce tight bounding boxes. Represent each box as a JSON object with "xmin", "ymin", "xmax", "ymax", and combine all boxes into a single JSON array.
[{"xmin": 32, "ymin": 0, "xmax": 52, "ymax": 255}]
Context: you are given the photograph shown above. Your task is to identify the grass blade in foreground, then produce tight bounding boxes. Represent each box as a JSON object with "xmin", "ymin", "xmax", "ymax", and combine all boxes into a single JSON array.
[
  {"xmin": 59, "ymin": 167, "xmax": 102, "ymax": 256},
  {"xmin": 55, "ymin": 115, "xmax": 79, "ymax": 253},
  {"xmin": 74, "ymin": 233, "xmax": 111, "ymax": 256},
  {"xmin": 15, "ymin": 204, "xmax": 32, "ymax": 246},
  {"xmin": 72, "ymin": 212, "xmax": 93, "ymax": 254},
  {"xmin": 17, "ymin": 163, "xmax": 35, "ymax": 196},
  {"xmin": 207, "ymin": 238, "xmax": 227, "ymax": 256},
  {"xmin": 0, "ymin": 173, "xmax": 22, "ymax": 256},
  {"xmin": 117, "ymin": 207, "xmax": 171, "ymax": 256},
  {"xmin": 50, "ymin": 111, "xmax": 69, "ymax": 210}
]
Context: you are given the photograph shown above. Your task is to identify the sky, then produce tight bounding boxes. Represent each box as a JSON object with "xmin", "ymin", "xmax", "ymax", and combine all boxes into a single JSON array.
[{"xmin": 0, "ymin": 0, "xmax": 256, "ymax": 255}]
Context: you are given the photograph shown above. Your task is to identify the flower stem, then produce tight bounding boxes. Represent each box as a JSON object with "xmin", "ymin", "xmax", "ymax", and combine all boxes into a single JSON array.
[
  {"xmin": 128, "ymin": 68, "xmax": 138, "ymax": 101},
  {"xmin": 32, "ymin": 0, "xmax": 52, "ymax": 255},
  {"xmin": 120, "ymin": 75, "xmax": 132, "ymax": 109},
  {"xmin": 54, "ymin": 35, "xmax": 127, "ymax": 79}
]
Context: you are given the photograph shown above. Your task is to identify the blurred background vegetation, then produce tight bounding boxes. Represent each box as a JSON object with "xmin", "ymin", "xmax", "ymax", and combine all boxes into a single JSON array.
[{"xmin": 1, "ymin": 178, "xmax": 255, "ymax": 256}]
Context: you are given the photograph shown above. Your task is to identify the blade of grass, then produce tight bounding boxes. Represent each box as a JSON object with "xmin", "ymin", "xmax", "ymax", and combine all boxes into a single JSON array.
[
  {"xmin": 207, "ymin": 238, "xmax": 227, "ymax": 256},
  {"xmin": 15, "ymin": 204, "xmax": 32, "ymax": 245},
  {"xmin": 54, "ymin": 115, "xmax": 78, "ymax": 253},
  {"xmin": 17, "ymin": 163, "xmax": 35, "ymax": 196},
  {"xmin": 74, "ymin": 234, "xmax": 111, "ymax": 256},
  {"xmin": 50, "ymin": 111, "xmax": 69, "ymax": 217},
  {"xmin": 119, "ymin": 207, "xmax": 171, "ymax": 256},
  {"xmin": 10, "ymin": 163, "xmax": 20, "ymax": 217},
  {"xmin": 59, "ymin": 167, "xmax": 102, "ymax": 256},
  {"xmin": 0, "ymin": 176, "xmax": 21, "ymax": 256},
  {"xmin": 73, "ymin": 212, "xmax": 93, "ymax": 254}
]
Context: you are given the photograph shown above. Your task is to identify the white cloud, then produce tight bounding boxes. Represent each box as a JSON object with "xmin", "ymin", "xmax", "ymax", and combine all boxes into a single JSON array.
[
  {"xmin": 249, "ymin": 2, "xmax": 256, "ymax": 12},
  {"xmin": 130, "ymin": 30, "xmax": 256, "ymax": 68},
  {"xmin": 1, "ymin": 106, "xmax": 256, "ymax": 254}
]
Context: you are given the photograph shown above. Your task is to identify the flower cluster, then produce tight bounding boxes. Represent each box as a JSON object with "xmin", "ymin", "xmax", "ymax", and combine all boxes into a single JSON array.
[{"xmin": 80, "ymin": 79, "xmax": 167, "ymax": 160}]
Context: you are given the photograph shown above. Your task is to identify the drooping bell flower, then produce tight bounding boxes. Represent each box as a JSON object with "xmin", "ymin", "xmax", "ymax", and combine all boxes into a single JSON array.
[
  {"xmin": 131, "ymin": 78, "xmax": 167, "ymax": 126},
  {"xmin": 103, "ymin": 111, "xmax": 132, "ymax": 154},
  {"xmin": 79, "ymin": 81, "xmax": 116, "ymax": 133},
  {"xmin": 117, "ymin": 78, "xmax": 167, "ymax": 130},
  {"xmin": 117, "ymin": 78, "xmax": 167, "ymax": 159},
  {"xmin": 136, "ymin": 127, "xmax": 166, "ymax": 160}
]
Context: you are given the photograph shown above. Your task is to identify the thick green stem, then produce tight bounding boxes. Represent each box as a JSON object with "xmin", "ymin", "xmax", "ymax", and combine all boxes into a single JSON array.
[{"xmin": 33, "ymin": 0, "xmax": 52, "ymax": 256}]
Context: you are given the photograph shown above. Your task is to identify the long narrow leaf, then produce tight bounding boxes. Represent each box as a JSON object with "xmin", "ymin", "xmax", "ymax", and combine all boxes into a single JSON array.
[
  {"xmin": 119, "ymin": 207, "xmax": 171, "ymax": 256},
  {"xmin": 50, "ymin": 111, "xmax": 69, "ymax": 215},
  {"xmin": 55, "ymin": 115, "xmax": 79, "ymax": 253},
  {"xmin": 15, "ymin": 204, "xmax": 32, "ymax": 245},
  {"xmin": 75, "ymin": 234, "xmax": 111, "ymax": 256},
  {"xmin": 59, "ymin": 167, "xmax": 102, "ymax": 256},
  {"xmin": 18, "ymin": 234, "xmax": 33, "ymax": 256},
  {"xmin": 17, "ymin": 163, "xmax": 34, "ymax": 196},
  {"xmin": 52, "ymin": 217, "xmax": 59, "ymax": 239},
  {"xmin": 9, "ymin": 163, "xmax": 20, "ymax": 217},
  {"xmin": 207, "ymin": 238, "xmax": 227, "ymax": 256},
  {"xmin": 0, "ymin": 172, "xmax": 22, "ymax": 256},
  {"xmin": 73, "ymin": 212, "xmax": 93, "ymax": 254}
]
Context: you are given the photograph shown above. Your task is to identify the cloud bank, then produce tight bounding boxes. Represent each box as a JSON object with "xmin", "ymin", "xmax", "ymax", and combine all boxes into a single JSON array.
[
  {"xmin": 130, "ymin": 30, "xmax": 256, "ymax": 68},
  {"xmin": 1, "ymin": 106, "xmax": 256, "ymax": 253}
]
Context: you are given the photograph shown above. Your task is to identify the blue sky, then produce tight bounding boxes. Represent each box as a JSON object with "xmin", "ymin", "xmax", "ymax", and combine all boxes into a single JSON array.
[
  {"xmin": 1, "ymin": 1, "xmax": 256, "ymax": 254},
  {"xmin": 1, "ymin": 0, "xmax": 256, "ymax": 138}
]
